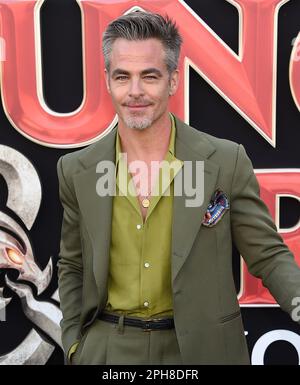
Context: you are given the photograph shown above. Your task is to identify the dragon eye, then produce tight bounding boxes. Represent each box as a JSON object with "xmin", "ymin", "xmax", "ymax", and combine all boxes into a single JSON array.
[{"xmin": 6, "ymin": 248, "xmax": 24, "ymax": 265}]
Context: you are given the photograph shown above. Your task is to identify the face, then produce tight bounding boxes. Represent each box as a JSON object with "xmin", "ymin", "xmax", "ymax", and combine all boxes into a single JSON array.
[{"xmin": 105, "ymin": 38, "xmax": 179, "ymax": 130}]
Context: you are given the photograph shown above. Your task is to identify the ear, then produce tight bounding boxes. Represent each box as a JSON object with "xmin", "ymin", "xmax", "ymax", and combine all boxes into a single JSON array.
[
  {"xmin": 104, "ymin": 69, "xmax": 111, "ymax": 94},
  {"xmin": 169, "ymin": 69, "xmax": 179, "ymax": 96}
]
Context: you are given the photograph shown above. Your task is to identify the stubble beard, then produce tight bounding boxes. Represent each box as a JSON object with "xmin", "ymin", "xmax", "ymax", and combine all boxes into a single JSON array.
[
  {"xmin": 120, "ymin": 107, "xmax": 156, "ymax": 130},
  {"xmin": 123, "ymin": 115, "xmax": 153, "ymax": 131}
]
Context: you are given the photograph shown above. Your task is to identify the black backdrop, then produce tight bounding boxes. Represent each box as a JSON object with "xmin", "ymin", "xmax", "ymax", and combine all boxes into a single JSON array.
[{"xmin": 0, "ymin": 0, "xmax": 299, "ymax": 365}]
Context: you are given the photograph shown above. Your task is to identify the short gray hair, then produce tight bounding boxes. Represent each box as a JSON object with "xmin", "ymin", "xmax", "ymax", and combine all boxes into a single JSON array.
[{"xmin": 102, "ymin": 11, "xmax": 182, "ymax": 74}]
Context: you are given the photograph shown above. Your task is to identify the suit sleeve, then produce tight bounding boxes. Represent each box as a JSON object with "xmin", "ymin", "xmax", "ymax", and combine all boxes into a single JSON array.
[
  {"xmin": 56, "ymin": 155, "xmax": 83, "ymax": 364},
  {"xmin": 231, "ymin": 144, "xmax": 300, "ymax": 320}
]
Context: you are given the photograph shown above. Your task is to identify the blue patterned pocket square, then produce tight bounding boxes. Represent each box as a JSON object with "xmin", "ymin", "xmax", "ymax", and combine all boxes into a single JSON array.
[{"xmin": 202, "ymin": 188, "xmax": 230, "ymax": 227}]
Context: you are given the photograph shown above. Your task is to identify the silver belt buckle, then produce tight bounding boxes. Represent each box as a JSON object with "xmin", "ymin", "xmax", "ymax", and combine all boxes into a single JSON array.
[{"xmin": 142, "ymin": 317, "xmax": 164, "ymax": 332}]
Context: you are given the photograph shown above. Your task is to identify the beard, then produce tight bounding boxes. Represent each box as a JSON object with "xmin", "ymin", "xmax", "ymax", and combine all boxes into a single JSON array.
[
  {"xmin": 123, "ymin": 115, "xmax": 153, "ymax": 130},
  {"xmin": 121, "ymin": 105, "xmax": 156, "ymax": 130},
  {"xmin": 119, "ymin": 98, "xmax": 157, "ymax": 130}
]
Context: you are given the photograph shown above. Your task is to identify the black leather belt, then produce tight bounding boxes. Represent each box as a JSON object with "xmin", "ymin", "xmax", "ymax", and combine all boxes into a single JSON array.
[{"xmin": 98, "ymin": 311, "xmax": 175, "ymax": 331}]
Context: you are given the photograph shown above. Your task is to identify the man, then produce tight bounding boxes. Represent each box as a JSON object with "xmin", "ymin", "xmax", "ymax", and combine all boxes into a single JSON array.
[{"xmin": 57, "ymin": 11, "xmax": 300, "ymax": 365}]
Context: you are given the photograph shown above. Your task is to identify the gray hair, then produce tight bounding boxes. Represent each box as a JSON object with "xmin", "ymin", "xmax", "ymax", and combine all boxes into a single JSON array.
[{"xmin": 102, "ymin": 11, "xmax": 182, "ymax": 74}]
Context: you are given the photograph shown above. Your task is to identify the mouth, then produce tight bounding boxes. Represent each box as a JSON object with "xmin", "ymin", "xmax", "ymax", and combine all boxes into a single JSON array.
[{"xmin": 124, "ymin": 104, "xmax": 151, "ymax": 111}]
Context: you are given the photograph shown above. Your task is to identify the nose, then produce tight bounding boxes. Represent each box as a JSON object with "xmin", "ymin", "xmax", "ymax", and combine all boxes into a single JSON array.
[{"xmin": 128, "ymin": 78, "xmax": 144, "ymax": 98}]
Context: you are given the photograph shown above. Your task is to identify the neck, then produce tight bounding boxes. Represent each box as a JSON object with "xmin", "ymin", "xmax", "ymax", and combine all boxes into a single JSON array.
[{"xmin": 117, "ymin": 112, "xmax": 172, "ymax": 162}]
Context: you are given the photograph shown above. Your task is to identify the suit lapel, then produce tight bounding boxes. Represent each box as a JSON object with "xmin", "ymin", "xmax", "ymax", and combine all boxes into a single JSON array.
[
  {"xmin": 73, "ymin": 126, "xmax": 117, "ymax": 296},
  {"xmin": 172, "ymin": 117, "xmax": 220, "ymax": 284}
]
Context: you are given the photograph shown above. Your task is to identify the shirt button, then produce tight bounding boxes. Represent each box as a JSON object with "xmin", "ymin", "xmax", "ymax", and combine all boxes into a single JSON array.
[
  {"xmin": 143, "ymin": 301, "xmax": 149, "ymax": 307},
  {"xmin": 136, "ymin": 224, "xmax": 142, "ymax": 230},
  {"xmin": 144, "ymin": 262, "xmax": 150, "ymax": 268}
]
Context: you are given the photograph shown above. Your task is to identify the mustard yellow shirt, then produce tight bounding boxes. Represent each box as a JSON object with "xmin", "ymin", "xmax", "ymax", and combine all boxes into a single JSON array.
[{"xmin": 104, "ymin": 113, "xmax": 183, "ymax": 318}]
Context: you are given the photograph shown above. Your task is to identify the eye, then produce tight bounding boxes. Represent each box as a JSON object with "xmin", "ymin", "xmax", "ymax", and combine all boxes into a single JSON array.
[
  {"xmin": 144, "ymin": 75, "xmax": 157, "ymax": 80},
  {"xmin": 6, "ymin": 248, "xmax": 24, "ymax": 265},
  {"xmin": 115, "ymin": 75, "xmax": 128, "ymax": 81}
]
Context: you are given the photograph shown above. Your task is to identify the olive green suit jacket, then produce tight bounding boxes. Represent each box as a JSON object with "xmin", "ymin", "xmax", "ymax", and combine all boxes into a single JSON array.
[{"xmin": 57, "ymin": 115, "xmax": 300, "ymax": 365}]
